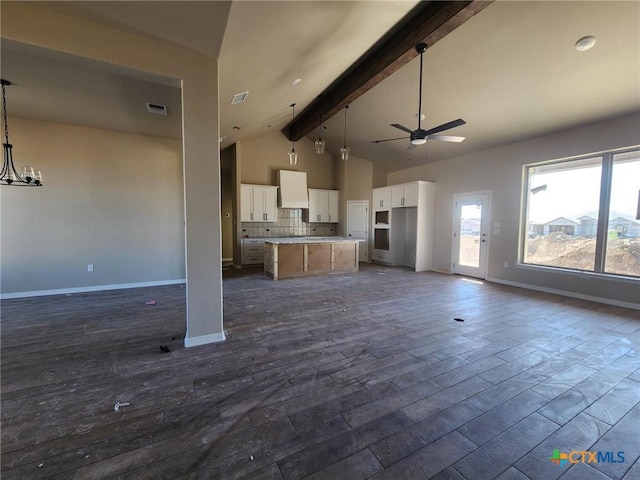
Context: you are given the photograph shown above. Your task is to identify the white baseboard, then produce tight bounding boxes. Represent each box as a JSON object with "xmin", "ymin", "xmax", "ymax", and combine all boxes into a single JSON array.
[
  {"xmin": 430, "ymin": 267, "xmax": 452, "ymax": 275},
  {"xmin": 1, "ymin": 279, "xmax": 186, "ymax": 300},
  {"xmin": 485, "ymin": 276, "xmax": 640, "ymax": 310},
  {"xmin": 184, "ymin": 331, "xmax": 226, "ymax": 347},
  {"xmin": 222, "ymin": 257, "xmax": 233, "ymax": 262}
]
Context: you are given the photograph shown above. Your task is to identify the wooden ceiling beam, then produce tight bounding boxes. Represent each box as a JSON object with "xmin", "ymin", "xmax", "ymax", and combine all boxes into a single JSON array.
[{"xmin": 285, "ymin": 0, "xmax": 493, "ymax": 141}]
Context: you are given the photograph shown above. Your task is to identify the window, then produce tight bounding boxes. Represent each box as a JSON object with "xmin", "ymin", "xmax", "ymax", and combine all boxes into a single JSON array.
[
  {"xmin": 521, "ymin": 148, "xmax": 640, "ymax": 278},
  {"xmin": 605, "ymin": 151, "xmax": 640, "ymax": 276}
]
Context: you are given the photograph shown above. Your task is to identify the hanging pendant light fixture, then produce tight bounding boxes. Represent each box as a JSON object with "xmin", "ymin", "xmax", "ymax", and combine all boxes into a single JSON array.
[
  {"xmin": 288, "ymin": 103, "xmax": 298, "ymax": 166},
  {"xmin": 339, "ymin": 105, "xmax": 350, "ymax": 162},
  {"xmin": 314, "ymin": 118, "xmax": 325, "ymax": 154},
  {"xmin": 1, "ymin": 79, "xmax": 43, "ymax": 186}
]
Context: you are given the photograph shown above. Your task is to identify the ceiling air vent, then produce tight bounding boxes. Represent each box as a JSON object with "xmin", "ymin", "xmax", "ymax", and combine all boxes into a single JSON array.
[
  {"xmin": 146, "ymin": 103, "xmax": 168, "ymax": 115},
  {"xmin": 231, "ymin": 91, "xmax": 249, "ymax": 105}
]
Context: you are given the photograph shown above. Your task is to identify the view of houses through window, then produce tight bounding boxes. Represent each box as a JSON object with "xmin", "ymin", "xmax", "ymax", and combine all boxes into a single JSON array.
[{"xmin": 522, "ymin": 148, "xmax": 639, "ymax": 278}]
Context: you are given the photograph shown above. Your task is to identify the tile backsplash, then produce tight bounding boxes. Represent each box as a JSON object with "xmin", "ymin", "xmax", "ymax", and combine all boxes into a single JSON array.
[{"xmin": 241, "ymin": 208, "xmax": 336, "ymax": 238}]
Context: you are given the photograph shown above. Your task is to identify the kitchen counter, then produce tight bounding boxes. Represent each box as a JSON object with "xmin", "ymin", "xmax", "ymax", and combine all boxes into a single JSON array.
[
  {"xmin": 264, "ymin": 237, "xmax": 359, "ymax": 280},
  {"xmin": 264, "ymin": 236, "xmax": 349, "ymax": 245}
]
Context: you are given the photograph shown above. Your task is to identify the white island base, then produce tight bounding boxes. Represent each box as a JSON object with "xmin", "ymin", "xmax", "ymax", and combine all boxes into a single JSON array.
[{"xmin": 264, "ymin": 237, "xmax": 359, "ymax": 280}]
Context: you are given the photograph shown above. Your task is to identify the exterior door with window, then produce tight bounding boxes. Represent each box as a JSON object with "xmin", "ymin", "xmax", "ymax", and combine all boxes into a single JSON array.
[{"xmin": 452, "ymin": 192, "xmax": 491, "ymax": 278}]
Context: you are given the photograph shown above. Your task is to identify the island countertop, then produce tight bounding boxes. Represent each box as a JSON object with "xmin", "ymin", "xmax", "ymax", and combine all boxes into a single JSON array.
[{"xmin": 263, "ymin": 236, "xmax": 358, "ymax": 245}]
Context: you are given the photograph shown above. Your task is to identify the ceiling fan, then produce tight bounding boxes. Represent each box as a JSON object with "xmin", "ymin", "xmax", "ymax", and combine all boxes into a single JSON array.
[{"xmin": 372, "ymin": 43, "xmax": 466, "ymax": 150}]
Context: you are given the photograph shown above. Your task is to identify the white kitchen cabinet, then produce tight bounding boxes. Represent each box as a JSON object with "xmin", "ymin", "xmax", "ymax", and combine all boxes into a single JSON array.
[
  {"xmin": 241, "ymin": 184, "xmax": 278, "ymax": 222},
  {"xmin": 391, "ymin": 182, "xmax": 419, "ymax": 207},
  {"xmin": 328, "ymin": 190, "xmax": 339, "ymax": 223},
  {"xmin": 371, "ymin": 180, "xmax": 434, "ymax": 272},
  {"xmin": 307, "ymin": 189, "xmax": 339, "ymax": 223},
  {"xmin": 373, "ymin": 186, "xmax": 392, "ymax": 211},
  {"xmin": 241, "ymin": 238, "xmax": 265, "ymax": 265}
]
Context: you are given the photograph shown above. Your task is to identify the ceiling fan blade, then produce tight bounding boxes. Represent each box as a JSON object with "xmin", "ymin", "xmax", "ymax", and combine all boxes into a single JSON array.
[
  {"xmin": 428, "ymin": 135, "xmax": 466, "ymax": 143},
  {"xmin": 390, "ymin": 123, "xmax": 414, "ymax": 134},
  {"xmin": 423, "ymin": 118, "xmax": 466, "ymax": 136},
  {"xmin": 371, "ymin": 136, "xmax": 409, "ymax": 144},
  {"xmin": 406, "ymin": 142, "xmax": 417, "ymax": 151}
]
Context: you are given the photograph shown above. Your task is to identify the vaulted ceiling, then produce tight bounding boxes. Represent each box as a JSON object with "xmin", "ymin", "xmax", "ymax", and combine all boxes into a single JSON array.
[{"xmin": 2, "ymin": 1, "xmax": 639, "ymax": 172}]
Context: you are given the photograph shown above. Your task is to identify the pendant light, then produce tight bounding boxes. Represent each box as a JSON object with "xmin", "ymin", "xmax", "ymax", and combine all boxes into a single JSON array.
[
  {"xmin": 1, "ymin": 79, "xmax": 43, "ymax": 186},
  {"xmin": 288, "ymin": 103, "xmax": 298, "ymax": 165},
  {"xmin": 339, "ymin": 105, "xmax": 350, "ymax": 162},
  {"xmin": 314, "ymin": 118, "xmax": 325, "ymax": 154}
]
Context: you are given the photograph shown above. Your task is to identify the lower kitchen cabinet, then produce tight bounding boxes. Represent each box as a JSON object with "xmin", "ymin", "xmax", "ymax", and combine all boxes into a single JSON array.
[{"xmin": 241, "ymin": 238, "xmax": 265, "ymax": 265}]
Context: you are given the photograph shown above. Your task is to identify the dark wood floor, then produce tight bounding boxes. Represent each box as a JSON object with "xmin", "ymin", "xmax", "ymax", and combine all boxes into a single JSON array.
[{"xmin": 1, "ymin": 264, "xmax": 639, "ymax": 479}]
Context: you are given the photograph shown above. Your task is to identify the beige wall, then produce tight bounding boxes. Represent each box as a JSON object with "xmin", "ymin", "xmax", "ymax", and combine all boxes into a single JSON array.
[
  {"xmin": 337, "ymin": 155, "xmax": 374, "ymax": 238},
  {"xmin": 388, "ymin": 113, "xmax": 640, "ymax": 307},
  {"xmin": 240, "ymin": 132, "xmax": 336, "ymax": 189},
  {"xmin": 1, "ymin": 118, "xmax": 185, "ymax": 293},
  {"xmin": 2, "ymin": 2, "xmax": 230, "ymax": 344},
  {"xmin": 372, "ymin": 162, "xmax": 389, "ymax": 189},
  {"xmin": 343, "ymin": 155, "xmax": 374, "ymax": 202}
]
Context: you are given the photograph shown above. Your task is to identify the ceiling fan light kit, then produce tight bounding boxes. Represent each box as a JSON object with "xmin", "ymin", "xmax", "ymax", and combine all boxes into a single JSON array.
[
  {"xmin": 1, "ymin": 79, "xmax": 43, "ymax": 187},
  {"xmin": 372, "ymin": 43, "xmax": 466, "ymax": 149}
]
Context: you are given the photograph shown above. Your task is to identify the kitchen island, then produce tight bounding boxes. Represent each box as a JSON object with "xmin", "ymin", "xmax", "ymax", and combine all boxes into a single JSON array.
[{"xmin": 264, "ymin": 237, "xmax": 359, "ymax": 280}]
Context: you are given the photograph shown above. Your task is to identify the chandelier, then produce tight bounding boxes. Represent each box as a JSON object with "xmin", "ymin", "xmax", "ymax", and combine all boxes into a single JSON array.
[{"xmin": 1, "ymin": 79, "xmax": 43, "ymax": 186}]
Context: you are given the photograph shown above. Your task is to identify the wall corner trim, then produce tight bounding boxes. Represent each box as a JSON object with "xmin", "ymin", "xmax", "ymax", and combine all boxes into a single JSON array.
[
  {"xmin": 0, "ymin": 279, "xmax": 187, "ymax": 300},
  {"xmin": 485, "ymin": 276, "xmax": 640, "ymax": 311},
  {"xmin": 184, "ymin": 332, "xmax": 226, "ymax": 348}
]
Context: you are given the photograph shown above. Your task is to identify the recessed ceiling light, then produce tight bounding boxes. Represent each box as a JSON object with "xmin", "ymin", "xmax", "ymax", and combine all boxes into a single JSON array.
[
  {"xmin": 291, "ymin": 78, "xmax": 302, "ymax": 86},
  {"xmin": 575, "ymin": 35, "xmax": 596, "ymax": 51}
]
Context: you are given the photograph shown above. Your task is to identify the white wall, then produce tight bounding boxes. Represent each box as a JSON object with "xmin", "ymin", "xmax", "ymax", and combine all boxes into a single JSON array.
[
  {"xmin": 388, "ymin": 113, "xmax": 640, "ymax": 307},
  {"xmin": 1, "ymin": 118, "xmax": 185, "ymax": 295}
]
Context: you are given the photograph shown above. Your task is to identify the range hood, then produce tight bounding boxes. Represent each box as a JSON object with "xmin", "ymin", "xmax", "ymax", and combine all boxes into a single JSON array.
[{"xmin": 278, "ymin": 170, "xmax": 309, "ymax": 209}]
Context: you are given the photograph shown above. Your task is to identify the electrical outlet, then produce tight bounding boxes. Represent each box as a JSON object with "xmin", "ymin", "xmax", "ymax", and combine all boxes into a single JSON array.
[
  {"xmin": 503, "ymin": 261, "xmax": 509, "ymax": 268},
  {"xmin": 87, "ymin": 264, "xmax": 94, "ymax": 272}
]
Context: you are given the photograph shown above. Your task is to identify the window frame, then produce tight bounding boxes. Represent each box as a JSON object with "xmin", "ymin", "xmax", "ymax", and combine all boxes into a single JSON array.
[{"xmin": 519, "ymin": 145, "xmax": 640, "ymax": 280}]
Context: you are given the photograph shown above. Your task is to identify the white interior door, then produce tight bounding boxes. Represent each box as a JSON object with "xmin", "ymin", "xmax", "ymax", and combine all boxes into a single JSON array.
[
  {"xmin": 452, "ymin": 192, "xmax": 491, "ymax": 278},
  {"xmin": 347, "ymin": 200, "xmax": 369, "ymax": 262}
]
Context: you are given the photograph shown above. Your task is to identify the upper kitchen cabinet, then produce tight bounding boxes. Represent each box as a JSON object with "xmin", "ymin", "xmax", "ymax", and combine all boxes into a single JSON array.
[
  {"xmin": 241, "ymin": 184, "xmax": 278, "ymax": 222},
  {"xmin": 307, "ymin": 189, "xmax": 339, "ymax": 223},
  {"xmin": 373, "ymin": 186, "xmax": 392, "ymax": 211},
  {"xmin": 391, "ymin": 182, "xmax": 419, "ymax": 207}
]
